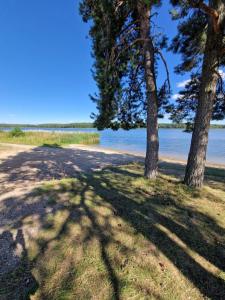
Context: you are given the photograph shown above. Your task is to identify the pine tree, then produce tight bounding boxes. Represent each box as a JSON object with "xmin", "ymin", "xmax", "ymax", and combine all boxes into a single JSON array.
[
  {"xmin": 170, "ymin": 0, "xmax": 225, "ymax": 187},
  {"xmin": 80, "ymin": 0, "xmax": 170, "ymax": 179},
  {"xmin": 171, "ymin": 73, "xmax": 225, "ymax": 126}
]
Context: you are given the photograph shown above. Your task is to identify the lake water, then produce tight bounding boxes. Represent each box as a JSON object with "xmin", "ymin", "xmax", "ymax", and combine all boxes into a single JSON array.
[{"xmin": 14, "ymin": 127, "xmax": 225, "ymax": 165}]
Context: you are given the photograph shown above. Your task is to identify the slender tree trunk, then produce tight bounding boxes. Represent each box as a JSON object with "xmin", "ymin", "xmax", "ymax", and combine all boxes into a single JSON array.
[
  {"xmin": 184, "ymin": 0, "xmax": 225, "ymax": 188},
  {"xmin": 138, "ymin": 2, "xmax": 159, "ymax": 179}
]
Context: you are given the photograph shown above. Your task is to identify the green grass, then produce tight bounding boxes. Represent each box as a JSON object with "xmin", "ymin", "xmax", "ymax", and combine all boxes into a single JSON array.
[
  {"xmin": 0, "ymin": 130, "xmax": 99, "ymax": 146},
  {"xmin": 3, "ymin": 163, "xmax": 224, "ymax": 299}
]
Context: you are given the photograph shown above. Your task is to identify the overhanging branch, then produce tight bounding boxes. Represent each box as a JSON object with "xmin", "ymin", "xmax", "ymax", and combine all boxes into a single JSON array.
[
  {"xmin": 188, "ymin": 0, "xmax": 220, "ymax": 33},
  {"xmin": 111, "ymin": 38, "xmax": 149, "ymax": 65},
  {"xmin": 155, "ymin": 48, "xmax": 171, "ymax": 93}
]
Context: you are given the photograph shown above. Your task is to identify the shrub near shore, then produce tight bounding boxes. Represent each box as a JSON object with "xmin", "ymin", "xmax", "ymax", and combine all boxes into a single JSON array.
[{"xmin": 0, "ymin": 129, "xmax": 99, "ymax": 146}]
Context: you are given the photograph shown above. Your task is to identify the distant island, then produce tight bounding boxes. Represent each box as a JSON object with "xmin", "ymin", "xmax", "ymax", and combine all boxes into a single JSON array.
[{"xmin": 0, "ymin": 123, "xmax": 224, "ymax": 129}]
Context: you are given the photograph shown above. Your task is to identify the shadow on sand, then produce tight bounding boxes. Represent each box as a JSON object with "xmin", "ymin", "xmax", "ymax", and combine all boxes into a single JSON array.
[
  {"xmin": 0, "ymin": 146, "xmax": 142, "ymax": 194},
  {"xmin": 0, "ymin": 229, "xmax": 38, "ymax": 300}
]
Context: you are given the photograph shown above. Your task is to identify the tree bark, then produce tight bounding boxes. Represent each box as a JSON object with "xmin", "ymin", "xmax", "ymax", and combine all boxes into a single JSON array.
[
  {"xmin": 138, "ymin": 1, "xmax": 159, "ymax": 179},
  {"xmin": 184, "ymin": 0, "xmax": 225, "ymax": 188}
]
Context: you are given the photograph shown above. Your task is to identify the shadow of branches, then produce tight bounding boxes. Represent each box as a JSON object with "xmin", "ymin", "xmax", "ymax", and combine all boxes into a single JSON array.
[
  {"xmin": 86, "ymin": 170, "xmax": 225, "ymax": 299},
  {"xmin": 0, "ymin": 229, "xmax": 38, "ymax": 300},
  {"xmin": 0, "ymin": 146, "xmax": 224, "ymax": 299}
]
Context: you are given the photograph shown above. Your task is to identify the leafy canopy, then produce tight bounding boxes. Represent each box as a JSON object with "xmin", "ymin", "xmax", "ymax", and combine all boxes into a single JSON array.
[
  {"xmin": 169, "ymin": 0, "xmax": 225, "ymax": 126},
  {"xmin": 80, "ymin": 0, "xmax": 171, "ymax": 130}
]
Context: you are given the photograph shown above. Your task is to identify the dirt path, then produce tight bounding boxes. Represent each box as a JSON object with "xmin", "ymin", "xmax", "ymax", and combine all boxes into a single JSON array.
[
  {"xmin": 0, "ymin": 143, "xmax": 142, "ymax": 194},
  {"xmin": 0, "ymin": 143, "xmax": 224, "ymax": 197},
  {"xmin": 0, "ymin": 143, "xmax": 144, "ymax": 213}
]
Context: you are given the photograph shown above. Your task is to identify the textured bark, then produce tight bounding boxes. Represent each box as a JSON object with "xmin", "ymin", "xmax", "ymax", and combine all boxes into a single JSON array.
[
  {"xmin": 138, "ymin": 2, "xmax": 159, "ymax": 179},
  {"xmin": 184, "ymin": 0, "xmax": 225, "ymax": 188}
]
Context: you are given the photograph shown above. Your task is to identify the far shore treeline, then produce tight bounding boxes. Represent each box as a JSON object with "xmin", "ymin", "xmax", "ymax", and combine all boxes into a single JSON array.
[{"xmin": 0, "ymin": 123, "xmax": 224, "ymax": 129}]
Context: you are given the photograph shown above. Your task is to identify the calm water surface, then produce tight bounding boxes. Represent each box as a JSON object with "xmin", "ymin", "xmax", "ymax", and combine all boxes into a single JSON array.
[
  {"xmin": 100, "ymin": 128, "xmax": 225, "ymax": 165},
  {"xmin": 15, "ymin": 127, "xmax": 225, "ymax": 165}
]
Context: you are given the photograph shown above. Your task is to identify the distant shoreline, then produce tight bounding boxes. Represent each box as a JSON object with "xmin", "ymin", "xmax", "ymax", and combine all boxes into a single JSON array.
[{"xmin": 0, "ymin": 123, "xmax": 225, "ymax": 129}]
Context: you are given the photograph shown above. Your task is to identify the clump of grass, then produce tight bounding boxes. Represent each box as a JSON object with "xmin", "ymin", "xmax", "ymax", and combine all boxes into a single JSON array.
[
  {"xmin": 9, "ymin": 127, "xmax": 25, "ymax": 137},
  {"xmin": 0, "ymin": 130, "xmax": 99, "ymax": 146},
  {"xmin": 8, "ymin": 163, "xmax": 224, "ymax": 300}
]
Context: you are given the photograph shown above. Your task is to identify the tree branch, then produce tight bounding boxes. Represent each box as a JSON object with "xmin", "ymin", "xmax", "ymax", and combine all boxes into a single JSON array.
[
  {"xmin": 120, "ymin": 20, "xmax": 139, "ymax": 36},
  {"xmin": 188, "ymin": 0, "xmax": 220, "ymax": 33},
  {"xmin": 215, "ymin": 70, "xmax": 225, "ymax": 96},
  {"xmin": 155, "ymin": 48, "xmax": 171, "ymax": 93},
  {"xmin": 111, "ymin": 38, "xmax": 149, "ymax": 65}
]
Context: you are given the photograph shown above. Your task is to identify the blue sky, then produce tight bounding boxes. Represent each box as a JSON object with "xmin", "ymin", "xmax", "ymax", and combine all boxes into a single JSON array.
[{"xmin": 0, "ymin": 0, "xmax": 223, "ymax": 124}]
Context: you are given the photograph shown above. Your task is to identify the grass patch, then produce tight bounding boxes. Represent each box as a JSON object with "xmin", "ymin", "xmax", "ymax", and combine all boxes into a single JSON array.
[
  {"xmin": 2, "ymin": 163, "xmax": 225, "ymax": 299},
  {"xmin": 0, "ymin": 130, "xmax": 99, "ymax": 146}
]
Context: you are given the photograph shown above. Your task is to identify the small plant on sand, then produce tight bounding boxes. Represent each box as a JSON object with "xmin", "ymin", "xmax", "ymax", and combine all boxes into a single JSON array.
[{"xmin": 9, "ymin": 127, "xmax": 25, "ymax": 137}]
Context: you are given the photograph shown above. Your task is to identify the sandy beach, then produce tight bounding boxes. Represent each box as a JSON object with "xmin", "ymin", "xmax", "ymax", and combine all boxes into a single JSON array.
[
  {"xmin": 0, "ymin": 143, "xmax": 224, "ymax": 190},
  {"xmin": 0, "ymin": 142, "xmax": 224, "ymax": 200}
]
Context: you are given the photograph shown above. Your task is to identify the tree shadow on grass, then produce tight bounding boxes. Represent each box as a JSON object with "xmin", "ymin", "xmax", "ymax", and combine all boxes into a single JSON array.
[
  {"xmin": 35, "ymin": 186, "xmax": 122, "ymax": 299},
  {"xmin": 84, "ymin": 170, "xmax": 225, "ymax": 299},
  {"xmin": 2, "ymin": 169, "xmax": 225, "ymax": 299},
  {"xmin": 159, "ymin": 160, "xmax": 225, "ymax": 181},
  {"xmin": 0, "ymin": 181, "xmax": 123, "ymax": 299},
  {"xmin": 0, "ymin": 146, "xmax": 225, "ymax": 299}
]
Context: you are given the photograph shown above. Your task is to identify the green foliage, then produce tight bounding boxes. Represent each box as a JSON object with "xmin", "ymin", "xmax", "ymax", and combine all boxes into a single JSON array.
[
  {"xmin": 0, "ymin": 131, "xmax": 99, "ymax": 146},
  {"xmin": 80, "ymin": 0, "xmax": 171, "ymax": 130},
  {"xmin": 169, "ymin": 1, "xmax": 225, "ymax": 127},
  {"xmin": 9, "ymin": 127, "xmax": 25, "ymax": 137},
  {"xmin": 170, "ymin": 10, "xmax": 207, "ymax": 74},
  {"xmin": 170, "ymin": 74, "xmax": 225, "ymax": 127}
]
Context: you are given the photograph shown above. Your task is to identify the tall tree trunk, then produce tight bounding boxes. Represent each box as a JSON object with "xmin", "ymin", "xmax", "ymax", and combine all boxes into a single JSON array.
[
  {"xmin": 184, "ymin": 0, "xmax": 225, "ymax": 188},
  {"xmin": 138, "ymin": 2, "xmax": 159, "ymax": 179}
]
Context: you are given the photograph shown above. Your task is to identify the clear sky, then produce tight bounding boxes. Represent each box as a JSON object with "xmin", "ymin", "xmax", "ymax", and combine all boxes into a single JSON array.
[{"xmin": 0, "ymin": 0, "xmax": 223, "ymax": 124}]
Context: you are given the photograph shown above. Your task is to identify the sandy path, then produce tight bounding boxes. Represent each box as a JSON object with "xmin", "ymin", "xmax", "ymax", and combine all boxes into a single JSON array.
[
  {"xmin": 0, "ymin": 143, "xmax": 142, "ymax": 197},
  {"xmin": 0, "ymin": 143, "xmax": 224, "ymax": 196},
  {"xmin": 0, "ymin": 142, "xmax": 224, "ymax": 219}
]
